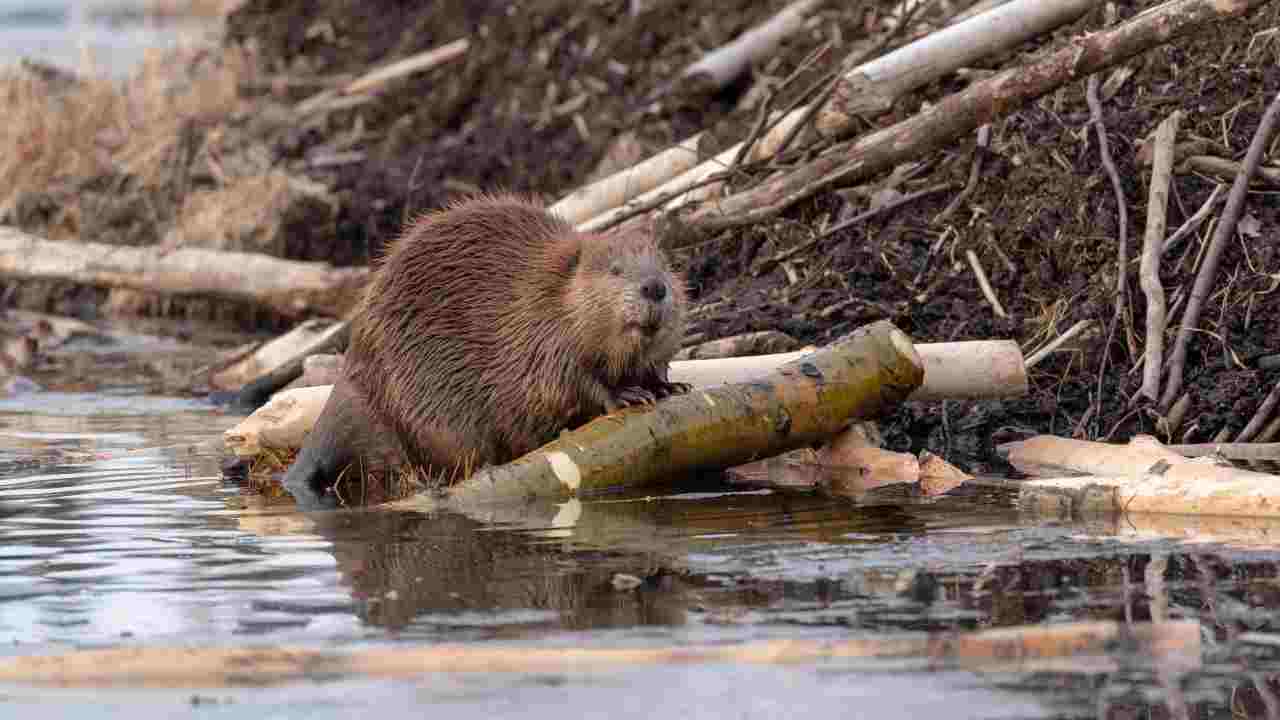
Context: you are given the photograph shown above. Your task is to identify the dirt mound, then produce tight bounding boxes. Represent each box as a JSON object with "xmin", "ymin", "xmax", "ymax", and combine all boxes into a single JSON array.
[{"xmin": 225, "ymin": 0, "xmax": 813, "ymax": 264}]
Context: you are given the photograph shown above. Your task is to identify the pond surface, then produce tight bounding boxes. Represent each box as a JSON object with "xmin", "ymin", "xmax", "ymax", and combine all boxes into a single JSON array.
[{"xmin": 0, "ymin": 332, "xmax": 1279, "ymax": 718}]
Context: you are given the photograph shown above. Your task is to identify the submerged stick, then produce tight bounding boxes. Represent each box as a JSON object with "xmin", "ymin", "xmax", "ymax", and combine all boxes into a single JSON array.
[
  {"xmin": 0, "ymin": 620, "xmax": 1199, "ymax": 688},
  {"xmin": 448, "ymin": 321, "xmax": 923, "ymax": 504}
]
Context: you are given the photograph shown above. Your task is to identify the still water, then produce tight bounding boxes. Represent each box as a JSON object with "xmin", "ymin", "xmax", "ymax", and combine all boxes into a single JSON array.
[
  {"xmin": 0, "ymin": 330, "xmax": 1277, "ymax": 717},
  {"xmin": 0, "ymin": 0, "xmax": 216, "ymax": 76}
]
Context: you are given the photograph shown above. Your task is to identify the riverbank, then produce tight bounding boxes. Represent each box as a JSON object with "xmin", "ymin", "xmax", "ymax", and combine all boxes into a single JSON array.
[{"xmin": 2, "ymin": 0, "xmax": 1279, "ymax": 464}]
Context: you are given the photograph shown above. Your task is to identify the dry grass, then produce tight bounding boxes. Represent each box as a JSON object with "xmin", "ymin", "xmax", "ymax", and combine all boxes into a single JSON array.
[
  {"xmin": 0, "ymin": 43, "xmax": 254, "ymax": 233},
  {"xmin": 169, "ymin": 171, "xmax": 294, "ymax": 253}
]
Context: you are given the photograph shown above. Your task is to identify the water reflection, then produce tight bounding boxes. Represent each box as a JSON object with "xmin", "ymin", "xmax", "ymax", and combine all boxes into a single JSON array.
[{"xmin": 2, "ymin": 404, "xmax": 1280, "ymax": 717}]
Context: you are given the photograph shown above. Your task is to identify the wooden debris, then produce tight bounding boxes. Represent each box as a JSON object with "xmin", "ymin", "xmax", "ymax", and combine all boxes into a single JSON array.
[
  {"xmin": 821, "ymin": 444, "xmax": 920, "ymax": 496},
  {"xmin": 670, "ymin": 0, "xmax": 825, "ymax": 95},
  {"xmin": 0, "ymin": 620, "xmax": 1200, "ymax": 688},
  {"xmin": 683, "ymin": 0, "xmax": 1272, "ymax": 233},
  {"xmin": 224, "ymin": 336, "xmax": 1028, "ymax": 459},
  {"xmin": 578, "ymin": 0, "xmax": 1097, "ymax": 233},
  {"xmin": 1137, "ymin": 111, "xmax": 1180, "ymax": 403},
  {"xmin": 295, "ymin": 38, "xmax": 470, "ymax": 116},
  {"xmin": 447, "ymin": 321, "xmax": 923, "ymax": 503},
  {"xmin": 228, "ymin": 320, "xmax": 348, "ymax": 412},
  {"xmin": 212, "ymin": 318, "xmax": 346, "ymax": 390},
  {"xmin": 0, "ymin": 227, "xmax": 368, "ymax": 319},
  {"xmin": 918, "ymin": 452, "xmax": 971, "ymax": 496},
  {"xmin": 1007, "ymin": 435, "xmax": 1280, "ymax": 519},
  {"xmin": 673, "ymin": 330, "xmax": 801, "ymax": 360},
  {"xmin": 224, "ymin": 385, "xmax": 331, "ymax": 458}
]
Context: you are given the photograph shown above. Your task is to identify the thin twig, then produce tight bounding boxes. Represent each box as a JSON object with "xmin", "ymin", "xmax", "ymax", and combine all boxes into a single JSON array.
[
  {"xmin": 1138, "ymin": 111, "xmax": 1181, "ymax": 403},
  {"xmin": 593, "ymin": 172, "xmax": 735, "ymax": 233},
  {"xmin": 1160, "ymin": 183, "xmax": 1225, "ymax": 255},
  {"xmin": 773, "ymin": 0, "xmax": 939, "ymax": 160},
  {"xmin": 729, "ymin": 93, "xmax": 777, "ymax": 176},
  {"xmin": 1160, "ymin": 88, "xmax": 1280, "ymax": 411},
  {"xmin": 1087, "ymin": 69, "xmax": 1129, "ymax": 436},
  {"xmin": 935, "ymin": 124, "xmax": 991, "ymax": 223},
  {"xmin": 753, "ymin": 182, "xmax": 953, "ymax": 275},
  {"xmin": 1087, "ymin": 73, "xmax": 1132, "ymax": 354},
  {"xmin": 1235, "ymin": 376, "xmax": 1280, "ymax": 443},
  {"xmin": 966, "ymin": 249, "xmax": 1008, "ymax": 319},
  {"xmin": 1024, "ymin": 319, "xmax": 1093, "ymax": 369}
]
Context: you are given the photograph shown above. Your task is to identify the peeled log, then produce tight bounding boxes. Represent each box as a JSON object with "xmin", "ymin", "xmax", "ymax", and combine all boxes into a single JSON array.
[
  {"xmin": 449, "ymin": 320, "xmax": 923, "ymax": 504},
  {"xmin": 671, "ymin": 339, "xmax": 1026, "ymax": 401},
  {"xmin": 1007, "ymin": 435, "xmax": 1280, "ymax": 519},
  {"xmin": 0, "ymin": 227, "xmax": 368, "ymax": 319}
]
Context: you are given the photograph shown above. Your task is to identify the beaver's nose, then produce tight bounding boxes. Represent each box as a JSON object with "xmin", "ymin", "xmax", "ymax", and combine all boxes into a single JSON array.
[{"xmin": 641, "ymin": 279, "xmax": 667, "ymax": 302}]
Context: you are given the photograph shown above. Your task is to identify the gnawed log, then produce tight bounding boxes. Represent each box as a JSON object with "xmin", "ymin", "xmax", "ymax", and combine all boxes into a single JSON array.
[
  {"xmin": 0, "ymin": 620, "xmax": 1200, "ymax": 687},
  {"xmin": 213, "ymin": 318, "xmax": 346, "ymax": 390},
  {"xmin": 0, "ymin": 227, "xmax": 368, "ymax": 319},
  {"xmin": 447, "ymin": 320, "xmax": 922, "ymax": 503},
  {"xmin": 228, "ymin": 321, "xmax": 349, "ymax": 412},
  {"xmin": 670, "ymin": 338, "xmax": 1026, "ymax": 402},
  {"xmin": 223, "ymin": 335, "xmax": 1027, "ymax": 458},
  {"xmin": 1007, "ymin": 435, "xmax": 1280, "ymax": 519}
]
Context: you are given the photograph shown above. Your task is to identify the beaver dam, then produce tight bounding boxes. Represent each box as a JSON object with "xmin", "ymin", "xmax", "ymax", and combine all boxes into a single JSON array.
[{"xmin": 2, "ymin": 0, "xmax": 1280, "ymax": 716}]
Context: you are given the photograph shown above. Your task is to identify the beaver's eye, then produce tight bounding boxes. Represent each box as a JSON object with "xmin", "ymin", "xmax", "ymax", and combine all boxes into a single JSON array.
[
  {"xmin": 565, "ymin": 249, "xmax": 581, "ymax": 272},
  {"xmin": 609, "ymin": 263, "xmax": 623, "ymax": 277}
]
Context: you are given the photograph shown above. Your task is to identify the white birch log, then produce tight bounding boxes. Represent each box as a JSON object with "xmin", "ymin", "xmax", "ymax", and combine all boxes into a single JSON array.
[{"xmin": 0, "ymin": 227, "xmax": 368, "ymax": 318}]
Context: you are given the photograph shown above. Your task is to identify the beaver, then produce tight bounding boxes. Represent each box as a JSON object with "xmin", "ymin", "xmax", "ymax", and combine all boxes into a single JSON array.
[{"xmin": 284, "ymin": 194, "xmax": 688, "ymax": 508}]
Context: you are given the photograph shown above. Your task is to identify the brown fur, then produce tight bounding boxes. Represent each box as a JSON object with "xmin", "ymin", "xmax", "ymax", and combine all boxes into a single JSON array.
[{"xmin": 284, "ymin": 194, "xmax": 687, "ymax": 507}]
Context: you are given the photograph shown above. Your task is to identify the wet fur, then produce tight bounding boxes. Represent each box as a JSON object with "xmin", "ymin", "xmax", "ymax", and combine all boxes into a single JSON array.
[{"xmin": 284, "ymin": 194, "xmax": 686, "ymax": 507}]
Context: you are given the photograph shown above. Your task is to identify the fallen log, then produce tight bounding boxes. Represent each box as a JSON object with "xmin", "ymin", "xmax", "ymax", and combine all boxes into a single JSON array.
[
  {"xmin": 227, "ymin": 320, "xmax": 349, "ymax": 413},
  {"xmin": 213, "ymin": 318, "xmax": 347, "ymax": 391},
  {"xmin": 683, "ymin": 0, "xmax": 1271, "ymax": 233},
  {"xmin": 669, "ymin": 338, "xmax": 1027, "ymax": 402},
  {"xmin": 666, "ymin": 0, "xmax": 826, "ymax": 97},
  {"xmin": 447, "ymin": 321, "xmax": 922, "ymax": 503},
  {"xmin": 0, "ymin": 227, "xmax": 368, "ymax": 319},
  {"xmin": 1005, "ymin": 435, "xmax": 1280, "ymax": 519},
  {"xmin": 0, "ymin": 619, "xmax": 1199, "ymax": 687},
  {"xmin": 224, "ymin": 334, "xmax": 1027, "ymax": 459}
]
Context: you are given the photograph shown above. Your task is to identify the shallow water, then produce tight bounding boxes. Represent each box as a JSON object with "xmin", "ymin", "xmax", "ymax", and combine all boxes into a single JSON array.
[
  {"xmin": 0, "ymin": 341, "xmax": 1279, "ymax": 719},
  {"xmin": 0, "ymin": 1, "xmax": 216, "ymax": 76}
]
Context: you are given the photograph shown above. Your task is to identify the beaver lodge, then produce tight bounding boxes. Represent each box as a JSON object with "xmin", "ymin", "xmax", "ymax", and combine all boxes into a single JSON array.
[{"xmin": 2, "ymin": 0, "xmax": 1280, "ymax": 512}]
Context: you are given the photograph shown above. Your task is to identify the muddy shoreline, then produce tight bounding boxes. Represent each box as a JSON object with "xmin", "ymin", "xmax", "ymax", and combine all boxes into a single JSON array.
[{"xmin": 1, "ymin": 0, "xmax": 1278, "ymax": 471}]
